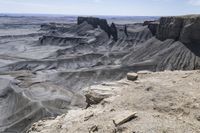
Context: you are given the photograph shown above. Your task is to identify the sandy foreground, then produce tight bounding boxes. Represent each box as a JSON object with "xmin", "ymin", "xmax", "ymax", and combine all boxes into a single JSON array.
[{"xmin": 28, "ymin": 70, "xmax": 200, "ymax": 133}]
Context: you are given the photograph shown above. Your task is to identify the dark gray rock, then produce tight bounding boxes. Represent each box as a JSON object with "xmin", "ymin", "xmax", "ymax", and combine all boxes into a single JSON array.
[
  {"xmin": 77, "ymin": 17, "xmax": 118, "ymax": 41},
  {"xmin": 77, "ymin": 17, "xmax": 110, "ymax": 37},
  {"xmin": 156, "ymin": 16, "xmax": 200, "ymax": 43},
  {"xmin": 179, "ymin": 17, "xmax": 200, "ymax": 46},
  {"xmin": 156, "ymin": 16, "xmax": 200, "ymax": 56},
  {"xmin": 143, "ymin": 21, "xmax": 159, "ymax": 36},
  {"xmin": 124, "ymin": 25, "xmax": 128, "ymax": 37},
  {"xmin": 156, "ymin": 17, "xmax": 183, "ymax": 41},
  {"xmin": 110, "ymin": 23, "xmax": 118, "ymax": 41}
]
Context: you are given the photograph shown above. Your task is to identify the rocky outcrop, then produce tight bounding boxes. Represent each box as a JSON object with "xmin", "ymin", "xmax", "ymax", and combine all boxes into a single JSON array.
[
  {"xmin": 41, "ymin": 23, "xmax": 57, "ymax": 30},
  {"xmin": 144, "ymin": 16, "xmax": 200, "ymax": 51},
  {"xmin": 28, "ymin": 70, "xmax": 200, "ymax": 133},
  {"xmin": 142, "ymin": 16, "xmax": 200, "ymax": 57},
  {"xmin": 179, "ymin": 17, "xmax": 200, "ymax": 48},
  {"xmin": 143, "ymin": 21, "xmax": 159, "ymax": 36},
  {"xmin": 110, "ymin": 23, "xmax": 118, "ymax": 41},
  {"xmin": 156, "ymin": 17, "xmax": 183, "ymax": 41},
  {"xmin": 124, "ymin": 25, "xmax": 128, "ymax": 37},
  {"xmin": 77, "ymin": 17, "xmax": 118, "ymax": 41},
  {"xmin": 156, "ymin": 16, "xmax": 200, "ymax": 46}
]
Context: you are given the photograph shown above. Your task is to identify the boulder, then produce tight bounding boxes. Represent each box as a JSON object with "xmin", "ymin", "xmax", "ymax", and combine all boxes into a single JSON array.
[
  {"xmin": 85, "ymin": 88, "xmax": 113, "ymax": 106},
  {"xmin": 127, "ymin": 72, "xmax": 138, "ymax": 81}
]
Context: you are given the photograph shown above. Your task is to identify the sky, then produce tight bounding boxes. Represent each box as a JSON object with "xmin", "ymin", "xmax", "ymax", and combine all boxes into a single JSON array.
[{"xmin": 0, "ymin": 0, "xmax": 200, "ymax": 16}]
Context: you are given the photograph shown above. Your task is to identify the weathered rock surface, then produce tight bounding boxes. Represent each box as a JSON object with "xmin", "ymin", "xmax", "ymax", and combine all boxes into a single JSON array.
[
  {"xmin": 143, "ymin": 20, "xmax": 159, "ymax": 35},
  {"xmin": 1, "ymin": 15, "xmax": 200, "ymax": 133},
  {"xmin": 77, "ymin": 17, "xmax": 118, "ymax": 41},
  {"xmin": 156, "ymin": 17, "xmax": 183, "ymax": 41},
  {"xmin": 110, "ymin": 23, "xmax": 118, "ymax": 41},
  {"xmin": 28, "ymin": 70, "xmax": 200, "ymax": 133},
  {"xmin": 112, "ymin": 111, "xmax": 137, "ymax": 126},
  {"xmin": 127, "ymin": 72, "xmax": 138, "ymax": 81},
  {"xmin": 156, "ymin": 15, "xmax": 200, "ymax": 50}
]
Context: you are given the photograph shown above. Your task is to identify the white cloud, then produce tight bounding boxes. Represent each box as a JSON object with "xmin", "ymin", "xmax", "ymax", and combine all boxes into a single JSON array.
[{"xmin": 188, "ymin": 0, "xmax": 200, "ymax": 6}]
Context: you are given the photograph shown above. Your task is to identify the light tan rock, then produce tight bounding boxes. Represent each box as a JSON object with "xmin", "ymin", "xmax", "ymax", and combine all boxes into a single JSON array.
[
  {"xmin": 112, "ymin": 111, "xmax": 137, "ymax": 126},
  {"xmin": 127, "ymin": 72, "xmax": 138, "ymax": 81},
  {"xmin": 137, "ymin": 70, "xmax": 152, "ymax": 74}
]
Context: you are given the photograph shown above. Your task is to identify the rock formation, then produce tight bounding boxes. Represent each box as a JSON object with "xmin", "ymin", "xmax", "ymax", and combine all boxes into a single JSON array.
[
  {"xmin": 110, "ymin": 23, "xmax": 118, "ymax": 41},
  {"xmin": 124, "ymin": 25, "xmax": 128, "ymax": 37},
  {"xmin": 145, "ymin": 15, "xmax": 200, "ymax": 56},
  {"xmin": 77, "ymin": 17, "xmax": 118, "ymax": 41},
  {"xmin": 1, "ymin": 15, "xmax": 200, "ymax": 132},
  {"xmin": 156, "ymin": 17, "xmax": 183, "ymax": 41},
  {"xmin": 28, "ymin": 70, "xmax": 200, "ymax": 133},
  {"xmin": 143, "ymin": 20, "xmax": 159, "ymax": 36},
  {"xmin": 156, "ymin": 15, "xmax": 200, "ymax": 48}
]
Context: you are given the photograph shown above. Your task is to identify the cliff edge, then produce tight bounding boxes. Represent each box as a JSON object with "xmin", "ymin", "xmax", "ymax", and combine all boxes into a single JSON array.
[{"xmin": 28, "ymin": 70, "xmax": 200, "ymax": 133}]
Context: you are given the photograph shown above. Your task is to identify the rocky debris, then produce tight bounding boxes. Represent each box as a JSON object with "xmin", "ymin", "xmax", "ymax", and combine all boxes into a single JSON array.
[
  {"xmin": 77, "ymin": 17, "xmax": 118, "ymax": 41},
  {"xmin": 127, "ymin": 72, "xmax": 138, "ymax": 81},
  {"xmin": 3, "ymin": 15, "xmax": 200, "ymax": 133},
  {"xmin": 85, "ymin": 85, "xmax": 114, "ymax": 107},
  {"xmin": 28, "ymin": 70, "xmax": 200, "ymax": 133},
  {"xmin": 112, "ymin": 111, "xmax": 137, "ymax": 126},
  {"xmin": 89, "ymin": 125, "xmax": 98, "ymax": 132}
]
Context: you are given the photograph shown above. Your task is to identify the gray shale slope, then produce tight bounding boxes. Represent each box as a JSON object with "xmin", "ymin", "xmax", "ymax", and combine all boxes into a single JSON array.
[{"xmin": 0, "ymin": 15, "xmax": 200, "ymax": 132}]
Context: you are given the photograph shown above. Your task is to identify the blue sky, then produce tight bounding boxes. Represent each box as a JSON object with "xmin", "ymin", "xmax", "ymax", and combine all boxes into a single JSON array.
[{"xmin": 0, "ymin": 0, "xmax": 200, "ymax": 16}]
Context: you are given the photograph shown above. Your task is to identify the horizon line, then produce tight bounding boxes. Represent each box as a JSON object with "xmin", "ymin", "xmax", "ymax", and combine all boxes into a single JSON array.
[{"xmin": 0, "ymin": 12, "xmax": 168, "ymax": 17}]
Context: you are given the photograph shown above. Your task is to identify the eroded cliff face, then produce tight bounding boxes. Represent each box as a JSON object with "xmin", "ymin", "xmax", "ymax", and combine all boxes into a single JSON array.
[
  {"xmin": 77, "ymin": 17, "xmax": 118, "ymax": 41},
  {"xmin": 156, "ymin": 16, "xmax": 200, "ymax": 48}
]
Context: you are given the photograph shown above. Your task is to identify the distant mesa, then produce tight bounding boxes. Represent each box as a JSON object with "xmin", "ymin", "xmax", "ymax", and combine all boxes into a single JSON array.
[{"xmin": 77, "ymin": 16, "xmax": 118, "ymax": 41}]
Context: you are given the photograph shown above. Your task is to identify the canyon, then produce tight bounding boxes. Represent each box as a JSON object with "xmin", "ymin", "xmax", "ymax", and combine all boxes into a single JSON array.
[{"xmin": 0, "ymin": 15, "xmax": 200, "ymax": 133}]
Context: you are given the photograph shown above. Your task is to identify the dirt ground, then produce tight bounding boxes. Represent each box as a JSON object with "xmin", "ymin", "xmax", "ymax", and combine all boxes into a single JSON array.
[{"xmin": 28, "ymin": 70, "xmax": 200, "ymax": 133}]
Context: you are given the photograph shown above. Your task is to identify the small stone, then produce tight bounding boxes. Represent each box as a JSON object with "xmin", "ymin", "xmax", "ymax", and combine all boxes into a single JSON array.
[
  {"xmin": 137, "ymin": 70, "xmax": 152, "ymax": 74},
  {"xmin": 127, "ymin": 73, "xmax": 138, "ymax": 81},
  {"xmin": 195, "ymin": 115, "xmax": 200, "ymax": 121},
  {"xmin": 112, "ymin": 111, "xmax": 137, "ymax": 126},
  {"xmin": 89, "ymin": 125, "xmax": 98, "ymax": 132},
  {"xmin": 145, "ymin": 86, "xmax": 153, "ymax": 91},
  {"xmin": 84, "ymin": 113, "xmax": 94, "ymax": 121}
]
